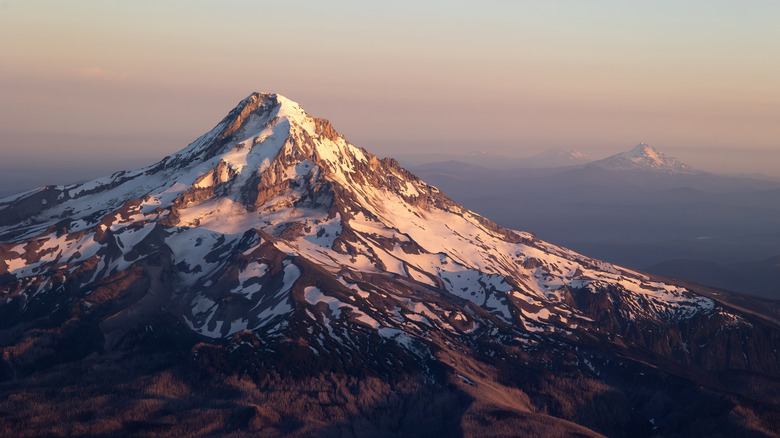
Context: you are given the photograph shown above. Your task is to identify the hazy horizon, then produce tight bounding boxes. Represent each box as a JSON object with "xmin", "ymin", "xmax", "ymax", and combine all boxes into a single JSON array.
[
  {"xmin": 1, "ymin": 128, "xmax": 779, "ymax": 197},
  {"xmin": 2, "ymin": 0, "xmax": 780, "ymax": 191}
]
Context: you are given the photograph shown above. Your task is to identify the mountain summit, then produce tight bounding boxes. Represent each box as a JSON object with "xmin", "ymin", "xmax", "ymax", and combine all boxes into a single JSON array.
[
  {"xmin": 589, "ymin": 142, "xmax": 697, "ymax": 173},
  {"xmin": 1, "ymin": 94, "xmax": 778, "ymax": 436}
]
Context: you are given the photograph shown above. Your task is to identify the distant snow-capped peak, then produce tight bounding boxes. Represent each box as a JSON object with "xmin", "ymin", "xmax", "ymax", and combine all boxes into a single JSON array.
[
  {"xmin": 622, "ymin": 143, "xmax": 662, "ymax": 160},
  {"xmin": 536, "ymin": 148, "xmax": 590, "ymax": 160},
  {"xmin": 513, "ymin": 148, "xmax": 592, "ymax": 168},
  {"xmin": 589, "ymin": 142, "xmax": 697, "ymax": 174}
]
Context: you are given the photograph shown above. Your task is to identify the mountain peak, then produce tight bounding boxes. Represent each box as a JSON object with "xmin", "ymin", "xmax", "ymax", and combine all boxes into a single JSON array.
[
  {"xmin": 0, "ymin": 92, "xmax": 473, "ymax": 239},
  {"xmin": 589, "ymin": 142, "xmax": 697, "ymax": 174},
  {"xmin": 152, "ymin": 92, "xmax": 351, "ymax": 178},
  {"xmin": 632, "ymin": 141, "xmax": 652, "ymax": 150},
  {"xmin": 219, "ymin": 92, "xmax": 299, "ymax": 139},
  {"xmin": 627, "ymin": 141, "xmax": 657, "ymax": 155}
]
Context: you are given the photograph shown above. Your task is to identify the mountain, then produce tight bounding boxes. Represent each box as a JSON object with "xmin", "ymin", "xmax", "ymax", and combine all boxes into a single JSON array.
[
  {"xmin": 1, "ymin": 93, "xmax": 779, "ymax": 437},
  {"xmin": 393, "ymin": 151, "xmax": 517, "ymax": 170},
  {"xmin": 589, "ymin": 143, "xmax": 697, "ymax": 174},
  {"xmin": 396, "ymin": 149, "xmax": 591, "ymax": 172},
  {"xmin": 512, "ymin": 148, "xmax": 591, "ymax": 168}
]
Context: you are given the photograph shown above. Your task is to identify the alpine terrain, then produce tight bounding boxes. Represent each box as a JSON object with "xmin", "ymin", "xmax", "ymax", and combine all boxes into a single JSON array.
[{"xmin": 1, "ymin": 93, "xmax": 779, "ymax": 437}]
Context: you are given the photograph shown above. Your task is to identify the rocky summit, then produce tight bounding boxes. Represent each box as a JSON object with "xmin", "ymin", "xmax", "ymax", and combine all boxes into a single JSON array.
[{"xmin": 1, "ymin": 93, "xmax": 778, "ymax": 437}]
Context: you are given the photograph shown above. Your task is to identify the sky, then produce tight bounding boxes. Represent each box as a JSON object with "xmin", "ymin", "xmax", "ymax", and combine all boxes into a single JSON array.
[{"xmin": 1, "ymin": 0, "xmax": 780, "ymax": 193}]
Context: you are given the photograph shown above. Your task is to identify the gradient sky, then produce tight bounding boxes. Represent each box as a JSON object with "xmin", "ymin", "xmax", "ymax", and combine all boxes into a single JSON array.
[{"xmin": 2, "ymin": 0, "xmax": 780, "ymax": 191}]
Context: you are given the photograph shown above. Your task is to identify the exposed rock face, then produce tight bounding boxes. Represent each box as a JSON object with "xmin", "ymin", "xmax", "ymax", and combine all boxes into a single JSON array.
[{"xmin": 0, "ymin": 93, "xmax": 778, "ymax": 437}]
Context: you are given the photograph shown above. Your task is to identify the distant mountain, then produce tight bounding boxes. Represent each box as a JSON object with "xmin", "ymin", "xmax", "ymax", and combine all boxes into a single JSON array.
[
  {"xmin": 512, "ymin": 148, "xmax": 592, "ymax": 168},
  {"xmin": 589, "ymin": 143, "xmax": 697, "ymax": 174},
  {"xmin": 397, "ymin": 149, "xmax": 591, "ymax": 171},
  {"xmin": 409, "ymin": 159, "xmax": 495, "ymax": 175},
  {"xmin": 1, "ymin": 94, "xmax": 780, "ymax": 437},
  {"xmin": 393, "ymin": 151, "xmax": 516, "ymax": 169}
]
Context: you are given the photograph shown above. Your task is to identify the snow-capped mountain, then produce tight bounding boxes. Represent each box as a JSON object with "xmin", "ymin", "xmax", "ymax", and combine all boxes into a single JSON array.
[
  {"xmin": 589, "ymin": 142, "xmax": 697, "ymax": 173},
  {"xmin": 1, "ymin": 94, "xmax": 778, "ymax": 437},
  {"xmin": 514, "ymin": 148, "xmax": 592, "ymax": 168}
]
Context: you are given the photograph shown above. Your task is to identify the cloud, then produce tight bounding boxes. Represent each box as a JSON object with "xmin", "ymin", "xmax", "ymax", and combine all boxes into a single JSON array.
[{"xmin": 79, "ymin": 67, "xmax": 129, "ymax": 81}]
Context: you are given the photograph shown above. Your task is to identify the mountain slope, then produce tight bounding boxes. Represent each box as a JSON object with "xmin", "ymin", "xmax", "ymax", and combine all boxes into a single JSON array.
[{"xmin": 1, "ymin": 93, "xmax": 779, "ymax": 437}]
